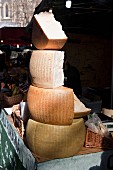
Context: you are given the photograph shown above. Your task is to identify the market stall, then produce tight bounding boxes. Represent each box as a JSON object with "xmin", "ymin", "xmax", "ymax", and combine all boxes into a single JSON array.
[{"xmin": 1, "ymin": 1, "xmax": 113, "ymax": 169}]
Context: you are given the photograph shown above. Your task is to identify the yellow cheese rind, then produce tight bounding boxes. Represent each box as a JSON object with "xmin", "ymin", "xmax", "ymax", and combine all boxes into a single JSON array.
[
  {"xmin": 30, "ymin": 50, "xmax": 64, "ymax": 88},
  {"xmin": 27, "ymin": 85, "xmax": 74, "ymax": 125},
  {"xmin": 26, "ymin": 118, "xmax": 86, "ymax": 161},
  {"xmin": 32, "ymin": 12, "xmax": 68, "ymax": 50}
]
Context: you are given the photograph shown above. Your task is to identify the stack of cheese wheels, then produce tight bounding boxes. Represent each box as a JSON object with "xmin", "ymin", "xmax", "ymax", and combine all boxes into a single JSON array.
[{"xmin": 26, "ymin": 11, "xmax": 86, "ymax": 162}]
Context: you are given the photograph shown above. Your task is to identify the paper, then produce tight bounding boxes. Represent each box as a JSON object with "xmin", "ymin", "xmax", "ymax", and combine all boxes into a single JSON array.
[{"xmin": 4, "ymin": 108, "xmax": 12, "ymax": 115}]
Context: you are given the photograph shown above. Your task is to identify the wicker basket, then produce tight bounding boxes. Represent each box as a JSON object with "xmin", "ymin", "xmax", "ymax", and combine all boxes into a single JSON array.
[
  {"xmin": 3, "ymin": 93, "xmax": 23, "ymax": 107},
  {"xmin": 85, "ymin": 128, "xmax": 113, "ymax": 149}
]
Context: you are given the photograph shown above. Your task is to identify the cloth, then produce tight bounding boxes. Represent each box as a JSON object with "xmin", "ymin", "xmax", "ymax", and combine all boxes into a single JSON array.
[{"xmin": 0, "ymin": 109, "xmax": 36, "ymax": 170}]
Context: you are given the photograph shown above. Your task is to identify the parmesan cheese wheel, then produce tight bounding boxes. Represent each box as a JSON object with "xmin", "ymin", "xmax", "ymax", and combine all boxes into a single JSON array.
[
  {"xmin": 26, "ymin": 118, "xmax": 86, "ymax": 162},
  {"xmin": 30, "ymin": 50, "xmax": 64, "ymax": 88},
  {"xmin": 32, "ymin": 11, "xmax": 68, "ymax": 50},
  {"xmin": 27, "ymin": 85, "xmax": 74, "ymax": 125}
]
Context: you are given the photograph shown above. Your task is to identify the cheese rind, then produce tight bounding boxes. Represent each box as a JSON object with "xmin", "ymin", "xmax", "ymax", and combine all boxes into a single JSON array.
[
  {"xmin": 30, "ymin": 50, "xmax": 64, "ymax": 88},
  {"xmin": 32, "ymin": 12, "xmax": 68, "ymax": 50},
  {"xmin": 26, "ymin": 118, "xmax": 86, "ymax": 162},
  {"xmin": 27, "ymin": 85, "xmax": 74, "ymax": 125}
]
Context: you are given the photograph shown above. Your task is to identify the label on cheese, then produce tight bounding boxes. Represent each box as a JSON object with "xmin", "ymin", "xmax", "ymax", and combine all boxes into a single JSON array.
[
  {"xmin": 30, "ymin": 50, "xmax": 64, "ymax": 88},
  {"xmin": 32, "ymin": 11, "xmax": 68, "ymax": 50},
  {"xmin": 26, "ymin": 118, "xmax": 86, "ymax": 162},
  {"xmin": 27, "ymin": 85, "xmax": 74, "ymax": 125}
]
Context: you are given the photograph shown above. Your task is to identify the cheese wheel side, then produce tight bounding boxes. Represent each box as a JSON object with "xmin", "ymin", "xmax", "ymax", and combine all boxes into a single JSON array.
[
  {"xmin": 29, "ymin": 50, "xmax": 64, "ymax": 88},
  {"xmin": 26, "ymin": 118, "xmax": 86, "ymax": 162},
  {"xmin": 27, "ymin": 85, "xmax": 74, "ymax": 125}
]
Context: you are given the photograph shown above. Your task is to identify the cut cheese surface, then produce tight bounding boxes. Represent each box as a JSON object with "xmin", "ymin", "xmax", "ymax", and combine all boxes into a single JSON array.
[
  {"xmin": 26, "ymin": 118, "xmax": 86, "ymax": 162},
  {"xmin": 30, "ymin": 50, "xmax": 64, "ymax": 88},
  {"xmin": 27, "ymin": 85, "xmax": 74, "ymax": 125},
  {"xmin": 74, "ymin": 94, "xmax": 91, "ymax": 118},
  {"xmin": 32, "ymin": 11, "xmax": 68, "ymax": 50}
]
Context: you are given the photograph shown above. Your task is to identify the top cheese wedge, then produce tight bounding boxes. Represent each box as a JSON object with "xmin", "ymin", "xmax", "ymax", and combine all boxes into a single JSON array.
[{"xmin": 32, "ymin": 11, "xmax": 68, "ymax": 50}]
